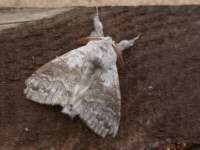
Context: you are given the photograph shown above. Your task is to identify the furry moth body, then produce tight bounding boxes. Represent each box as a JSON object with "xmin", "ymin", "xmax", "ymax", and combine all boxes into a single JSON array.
[{"xmin": 24, "ymin": 11, "xmax": 139, "ymax": 138}]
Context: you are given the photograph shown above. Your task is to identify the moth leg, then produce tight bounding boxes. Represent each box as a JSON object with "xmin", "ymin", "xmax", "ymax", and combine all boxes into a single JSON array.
[
  {"xmin": 78, "ymin": 8, "xmax": 104, "ymax": 44},
  {"xmin": 89, "ymin": 11, "xmax": 104, "ymax": 37},
  {"xmin": 112, "ymin": 44, "xmax": 125, "ymax": 68},
  {"xmin": 116, "ymin": 34, "xmax": 141, "ymax": 52},
  {"xmin": 113, "ymin": 34, "xmax": 141, "ymax": 68}
]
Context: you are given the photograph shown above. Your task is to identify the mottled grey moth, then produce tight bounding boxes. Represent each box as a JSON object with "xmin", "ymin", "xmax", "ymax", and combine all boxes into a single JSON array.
[{"xmin": 24, "ymin": 9, "xmax": 139, "ymax": 138}]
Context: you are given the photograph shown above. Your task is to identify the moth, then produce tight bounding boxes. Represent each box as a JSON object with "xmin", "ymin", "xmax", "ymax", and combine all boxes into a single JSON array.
[{"xmin": 24, "ymin": 9, "xmax": 139, "ymax": 138}]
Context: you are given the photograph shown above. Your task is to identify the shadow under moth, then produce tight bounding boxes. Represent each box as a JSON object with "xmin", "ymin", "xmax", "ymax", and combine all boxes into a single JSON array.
[{"xmin": 24, "ymin": 8, "xmax": 140, "ymax": 138}]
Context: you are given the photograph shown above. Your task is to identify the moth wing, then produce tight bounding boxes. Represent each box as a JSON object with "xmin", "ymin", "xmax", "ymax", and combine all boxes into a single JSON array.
[
  {"xmin": 79, "ymin": 64, "xmax": 121, "ymax": 138},
  {"xmin": 24, "ymin": 40, "xmax": 121, "ymax": 138},
  {"xmin": 24, "ymin": 46, "xmax": 89, "ymax": 107}
]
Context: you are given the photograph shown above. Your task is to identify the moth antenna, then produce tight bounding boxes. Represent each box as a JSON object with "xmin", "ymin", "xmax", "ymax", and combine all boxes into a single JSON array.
[{"xmin": 96, "ymin": 6, "xmax": 98, "ymax": 16}]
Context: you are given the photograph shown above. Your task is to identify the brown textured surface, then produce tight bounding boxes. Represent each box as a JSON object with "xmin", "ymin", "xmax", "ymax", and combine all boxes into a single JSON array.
[{"xmin": 1, "ymin": 6, "xmax": 200, "ymax": 150}]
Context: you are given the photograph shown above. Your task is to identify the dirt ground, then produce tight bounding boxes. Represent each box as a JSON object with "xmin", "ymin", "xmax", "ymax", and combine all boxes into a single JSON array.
[{"xmin": 1, "ymin": 6, "xmax": 200, "ymax": 150}]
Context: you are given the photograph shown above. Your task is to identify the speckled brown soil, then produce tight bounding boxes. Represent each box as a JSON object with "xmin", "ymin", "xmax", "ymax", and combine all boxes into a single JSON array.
[{"xmin": 1, "ymin": 6, "xmax": 200, "ymax": 150}]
